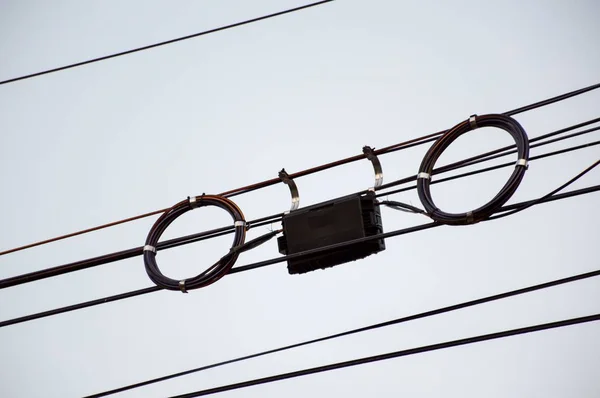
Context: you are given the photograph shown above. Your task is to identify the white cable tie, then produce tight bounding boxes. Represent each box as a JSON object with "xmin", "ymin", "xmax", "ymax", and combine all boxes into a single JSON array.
[
  {"xmin": 417, "ymin": 172, "xmax": 431, "ymax": 180},
  {"xmin": 234, "ymin": 221, "xmax": 246, "ymax": 227},
  {"xmin": 516, "ymin": 159, "xmax": 529, "ymax": 168},
  {"xmin": 143, "ymin": 245, "xmax": 156, "ymax": 253},
  {"xmin": 188, "ymin": 196, "xmax": 197, "ymax": 207},
  {"xmin": 469, "ymin": 115, "xmax": 478, "ymax": 129},
  {"xmin": 179, "ymin": 280, "xmax": 188, "ymax": 293}
]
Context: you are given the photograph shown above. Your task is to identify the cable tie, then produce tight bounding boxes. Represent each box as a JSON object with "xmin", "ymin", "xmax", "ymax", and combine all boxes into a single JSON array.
[
  {"xmin": 234, "ymin": 221, "xmax": 246, "ymax": 227},
  {"xmin": 188, "ymin": 196, "xmax": 197, "ymax": 207},
  {"xmin": 143, "ymin": 245, "xmax": 156, "ymax": 253},
  {"xmin": 466, "ymin": 211, "xmax": 474, "ymax": 224},
  {"xmin": 417, "ymin": 172, "xmax": 431, "ymax": 180},
  {"xmin": 515, "ymin": 159, "xmax": 529, "ymax": 168},
  {"xmin": 179, "ymin": 280, "xmax": 188, "ymax": 294},
  {"xmin": 469, "ymin": 114, "xmax": 478, "ymax": 129}
]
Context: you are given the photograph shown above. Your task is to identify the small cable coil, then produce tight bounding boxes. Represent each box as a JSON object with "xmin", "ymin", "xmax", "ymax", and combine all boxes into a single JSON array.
[
  {"xmin": 143, "ymin": 195, "xmax": 246, "ymax": 292},
  {"xmin": 416, "ymin": 113, "xmax": 530, "ymax": 225}
]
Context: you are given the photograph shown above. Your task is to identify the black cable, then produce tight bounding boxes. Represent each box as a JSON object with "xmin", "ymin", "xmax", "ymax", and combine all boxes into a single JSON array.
[
  {"xmin": 2, "ymin": 182, "xmax": 598, "ymax": 329},
  {"xmin": 0, "ymin": 212, "xmax": 282, "ymax": 289},
  {"xmin": 380, "ymin": 138, "xmax": 600, "ymax": 198},
  {"xmin": 143, "ymin": 195, "xmax": 246, "ymax": 292},
  {"xmin": 377, "ymin": 200, "xmax": 425, "ymax": 214},
  {"xmin": 85, "ymin": 265, "xmax": 600, "ymax": 397},
  {"xmin": 168, "ymin": 313, "xmax": 600, "ymax": 397},
  {"xmin": 490, "ymin": 159, "xmax": 600, "ymax": 220},
  {"xmin": 0, "ymin": 1, "xmax": 334, "ymax": 86},
  {"xmin": 505, "ymin": 82, "xmax": 600, "ymax": 116},
  {"xmin": 416, "ymin": 114, "xmax": 530, "ymax": 225}
]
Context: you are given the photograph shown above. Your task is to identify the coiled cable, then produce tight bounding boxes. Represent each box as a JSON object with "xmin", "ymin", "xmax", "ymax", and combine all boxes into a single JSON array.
[
  {"xmin": 417, "ymin": 114, "xmax": 529, "ymax": 225},
  {"xmin": 144, "ymin": 195, "xmax": 246, "ymax": 292}
]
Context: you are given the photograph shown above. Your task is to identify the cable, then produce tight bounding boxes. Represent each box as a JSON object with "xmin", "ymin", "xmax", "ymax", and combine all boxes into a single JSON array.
[
  {"xmin": 2, "ymin": 83, "xmax": 598, "ymax": 257},
  {"xmin": 0, "ymin": 1, "xmax": 334, "ymax": 86},
  {"xmin": 167, "ymin": 313, "xmax": 600, "ymax": 397},
  {"xmin": 144, "ymin": 195, "xmax": 246, "ymax": 292},
  {"xmin": 380, "ymin": 135, "xmax": 600, "ymax": 198},
  {"xmin": 85, "ymin": 266, "xmax": 600, "ymax": 397},
  {"xmin": 490, "ymin": 159, "xmax": 600, "ymax": 220},
  {"xmin": 1, "ymin": 135, "xmax": 597, "ymax": 291},
  {"xmin": 417, "ymin": 114, "xmax": 529, "ymax": 225},
  {"xmin": 2, "ymin": 182, "xmax": 598, "ymax": 329}
]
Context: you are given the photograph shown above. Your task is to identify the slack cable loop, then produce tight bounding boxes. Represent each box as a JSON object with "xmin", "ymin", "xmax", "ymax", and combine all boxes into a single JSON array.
[
  {"xmin": 362, "ymin": 146, "xmax": 384, "ymax": 188},
  {"xmin": 143, "ymin": 195, "xmax": 246, "ymax": 292},
  {"xmin": 416, "ymin": 113, "xmax": 530, "ymax": 226},
  {"xmin": 278, "ymin": 168, "xmax": 300, "ymax": 211}
]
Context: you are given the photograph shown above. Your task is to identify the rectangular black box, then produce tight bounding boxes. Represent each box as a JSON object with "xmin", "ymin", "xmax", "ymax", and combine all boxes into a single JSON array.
[{"xmin": 277, "ymin": 192, "xmax": 385, "ymax": 274}]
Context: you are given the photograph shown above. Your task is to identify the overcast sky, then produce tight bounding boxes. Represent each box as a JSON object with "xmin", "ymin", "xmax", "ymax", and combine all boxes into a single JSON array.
[{"xmin": 1, "ymin": 1, "xmax": 599, "ymax": 397}]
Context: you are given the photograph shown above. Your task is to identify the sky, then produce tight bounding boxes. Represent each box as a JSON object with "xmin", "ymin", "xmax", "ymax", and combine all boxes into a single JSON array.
[{"xmin": 1, "ymin": 0, "xmax": 599, "ymax": 397}]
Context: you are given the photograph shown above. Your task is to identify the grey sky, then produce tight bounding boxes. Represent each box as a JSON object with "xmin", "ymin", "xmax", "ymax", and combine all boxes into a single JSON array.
[{"xmin": 1, "ymin": 0, "xmax": 599, "ymax": 397}]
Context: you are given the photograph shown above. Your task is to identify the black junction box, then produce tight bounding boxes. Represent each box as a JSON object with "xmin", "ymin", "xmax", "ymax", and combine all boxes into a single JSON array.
[{"xmin": 277, "ymin": 192, "xmax": 385, "ymax": 274}]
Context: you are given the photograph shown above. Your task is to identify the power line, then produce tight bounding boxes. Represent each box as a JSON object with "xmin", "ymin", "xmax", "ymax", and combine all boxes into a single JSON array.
[
  {"xmin": 0, "ymin": 1, "xmax": 334, "ymax": 86},
  {"xmin": 85, "ymin": 266, "xmax": 600, "ymax": 397},
  {"xmin": 2, "ymin": 181, "xmax": 598, "ymax": 329},
  {"xmin": 2, "ymin": 124, "xmax": 597, "ymax": 290},
  {"xmin": 1, "ymin": 82, "xmax": 598, "ymax": 257},
  {"xmin": 167, "ymin": 313, "xmax": 600, "ymax": 397}
]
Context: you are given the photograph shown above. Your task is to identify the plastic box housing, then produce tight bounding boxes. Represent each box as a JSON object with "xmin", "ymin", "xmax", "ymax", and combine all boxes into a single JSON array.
[{"xmin": 277, "ymin": 192, "xmax": 385, "ymax": 274}]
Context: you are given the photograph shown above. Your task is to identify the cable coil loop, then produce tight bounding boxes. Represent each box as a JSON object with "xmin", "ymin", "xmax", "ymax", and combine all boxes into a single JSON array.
[
  {"xmin": 417, "ymin": 114, "xmax": 530, "ymax": 225},
  {"xmin": 143, "ymin": 195, "xmax": 246, "ymax": 292}
]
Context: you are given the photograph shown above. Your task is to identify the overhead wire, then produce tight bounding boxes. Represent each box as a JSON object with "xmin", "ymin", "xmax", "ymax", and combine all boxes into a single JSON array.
[
  {"xmin": 167, "ymin": 313, "xmax": 600, "ymax": 397},
  {"xmin": 85, "ymin": 265, "xmax": 600, "ymax": 397},
  {"xmin": 1, "ymin": 82, "xmax": 598, "ymax": 257},
  {"xmin": 2, "ymin": 178, "xmax": 599, "ymax": 329},
  {"xmin": 0, "ymin": 0, "xmax": 335, "ymax": 86},
  {"xmin": 1, "ymin": 119, "xmax": 598, "ymax": 290}
]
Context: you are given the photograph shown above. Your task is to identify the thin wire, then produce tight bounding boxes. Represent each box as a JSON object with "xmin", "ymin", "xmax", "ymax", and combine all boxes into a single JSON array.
[
  {"xmin": 169, "ymin": 313, "xmax": 600, "ymax": 397},
  {"xmin": 2, "ymin": 83, "xmax": 598, "ymax": 257},
  {"xmin": 2, "ymin": 183, "xmax": 598, "ymax": 329},
  {"xmin": 2, "ymin": 130, "xmax": 596, "ymax": 290},
  {"xmin": 85, "ymin": 266, "xmax": 600, "ymax": 397},
  {"xmin": 0, "ymin": 1, "xmax": 334, "ymax": 86}
]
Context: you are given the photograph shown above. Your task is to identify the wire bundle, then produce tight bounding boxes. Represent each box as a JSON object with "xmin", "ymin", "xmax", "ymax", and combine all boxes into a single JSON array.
[
  {"xmin": 144, "ymin": 195, "xmax": 246, "ymax": 292},
  {"xmin": 417, "ymin": 114, "xmax": 530, "ymax": 225}
]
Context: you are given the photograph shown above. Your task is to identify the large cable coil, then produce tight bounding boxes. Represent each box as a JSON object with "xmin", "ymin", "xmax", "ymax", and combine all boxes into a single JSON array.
[
  {"xmin": 417, "ymin": 114, "xmax": 530, "ymax": 225},
  {"xmin": 143, "ymin": 195, "xmax": 246, "ymax": 292}
]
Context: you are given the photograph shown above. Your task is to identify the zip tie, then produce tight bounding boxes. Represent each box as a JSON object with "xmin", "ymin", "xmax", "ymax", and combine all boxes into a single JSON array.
[
  {"xmin": 179, "ymin": 280, "xmax": 188, "ymax": 293},
  {"xmin": 234, "ymin": 221, "xmax": 246, "ymax": 227},
  {"xmin": 466, "ymin": 211, "xmax": 474, "ymax": 224},
  {"xmin": 469, "ymin": 114, "xmax": 478, "ymax": 129},
  {"xmin": 515, "ymin": 159, "xmax": 529, "ymax": 168},
  {"xmin": 417, "ymin": 172, "xmax": 431, "ymax": 180},
  {"xmin": 188, "ymin": 196, "xmax": 197, "ymax": 207},
  {"xmin": 143, "ymin": 245, "xmax": 156, "ymax": 253}
]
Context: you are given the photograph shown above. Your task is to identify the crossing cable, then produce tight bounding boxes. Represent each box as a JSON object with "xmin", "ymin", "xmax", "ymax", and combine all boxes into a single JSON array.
[
  {"xmin": 1, "ymin": 122, "xmax": 598, "ymax": 291},
  {"xmin": 0, "ymin": 0, "xmax": 335, "ymax": 86},
  {"xmin": 164, "ymin": 313, "xmax": 600, "ymax": 397},
  {"xmin": 85, "ymin": 265, "xmax": 600, "ymax": 397},
  {"xmin": 1, "ymin": 82, "xmax": 598, "ymax": 257},
  {"xmin": 2, "ymin": 178, "xmax": 599, "ymax": 329}
]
